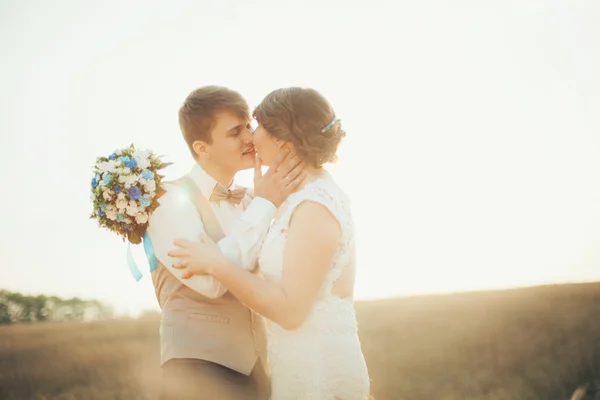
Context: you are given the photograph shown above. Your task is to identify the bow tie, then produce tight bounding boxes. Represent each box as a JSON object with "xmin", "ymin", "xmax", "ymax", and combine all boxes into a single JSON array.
[{"xmin": 209, "ymin": 184, "xmax": 247, "ymax": 205}]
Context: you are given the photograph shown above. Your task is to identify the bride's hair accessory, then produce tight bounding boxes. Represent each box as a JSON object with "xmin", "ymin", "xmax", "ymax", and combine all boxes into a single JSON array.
[{"xmin": 321, "ymin": 116, "xmax": 340, "ymax": 133}]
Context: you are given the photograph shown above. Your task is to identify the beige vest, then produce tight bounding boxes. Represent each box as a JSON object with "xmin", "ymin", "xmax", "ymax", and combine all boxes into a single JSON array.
[{"xmin": 151, "ymin": 176, "xmax": 268, "ymax": 376}]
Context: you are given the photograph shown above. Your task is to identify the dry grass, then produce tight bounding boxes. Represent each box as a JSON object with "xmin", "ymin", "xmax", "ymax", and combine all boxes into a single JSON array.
[
  {"xmin": 2, "ymin": 282, "xmax": 600, "ymax": 399},
  {"xmin": 0, "ymin": 317, "xmax": 160, "ymax": 399}
]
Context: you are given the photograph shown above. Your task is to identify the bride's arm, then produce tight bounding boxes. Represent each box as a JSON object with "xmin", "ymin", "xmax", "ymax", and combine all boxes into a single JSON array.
[{"xmin": 173, "ymin": 201, "xmax": 341, "ymax": 330}]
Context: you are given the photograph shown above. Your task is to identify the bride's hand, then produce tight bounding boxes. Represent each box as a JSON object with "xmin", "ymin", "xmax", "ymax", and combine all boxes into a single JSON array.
[{"xmin": 168, "ymin": 234, "xmax": 223, "ymax": 279}]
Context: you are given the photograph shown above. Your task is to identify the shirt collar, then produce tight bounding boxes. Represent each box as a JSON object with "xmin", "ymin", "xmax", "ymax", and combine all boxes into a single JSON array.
[{"xmin": 188, "ymin": 164, "xmax": 235, "ymax": 197}]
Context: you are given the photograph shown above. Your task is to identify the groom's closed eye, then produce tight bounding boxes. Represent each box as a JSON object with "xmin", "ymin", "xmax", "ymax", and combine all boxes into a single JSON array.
[{"xmin": 228, "ymin": 125, "xmax": 244, "ymax": 137}]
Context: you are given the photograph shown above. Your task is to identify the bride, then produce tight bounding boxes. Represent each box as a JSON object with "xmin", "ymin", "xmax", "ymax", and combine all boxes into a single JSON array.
[{"xmin": 170, "ymin": 87, "xmax": 371, "ymax": 400}]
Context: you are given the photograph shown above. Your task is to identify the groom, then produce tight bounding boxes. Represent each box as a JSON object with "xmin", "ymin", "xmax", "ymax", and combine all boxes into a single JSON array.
[{"xmin": 146, "ymin": 86, "xmax": 305, "ymax": 400}]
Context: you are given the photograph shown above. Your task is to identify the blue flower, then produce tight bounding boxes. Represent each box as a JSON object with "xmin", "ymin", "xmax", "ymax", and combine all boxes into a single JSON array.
[
  {"xmin": 128, "ymin": 186, "xmax": 142, "ymax": 200},
  {"xmin": 103, "ymin": 173, "xmax": 113, "ymax": 185},
  {"xmin": 139, "ymin": 194, "xmax": 152, "ymax": 208},
  {"xmin": 117, "ymin": 156, "xmax": 131, "ymax": 166},
  {"xmin": 109, "ymin": 152, "xmax": 118, "ymax": 160},
  {"xmin": 98, "ymin": 211, "xmax": 105, "ymax": 217},
  {"xmin": 141, "ymin": 169, "xmax": 154, "ymax": 180},
  {"xmin": 116, "ymin": 213, "xmax": 125, "ymax": 222},
  {"xmin": 112, "ymin": 184, "xmax": 122, "ymax": 193},
  {"xmin": 91, "ymin": 177, "xmax": 98, "ymax": 188},
  {"xmin": 126, "ymin": 159, "xmax": 138, "ymax": 169},
  {"xmin": 100, "ymin": 203, "xmax": 107, "ymax": 212}
]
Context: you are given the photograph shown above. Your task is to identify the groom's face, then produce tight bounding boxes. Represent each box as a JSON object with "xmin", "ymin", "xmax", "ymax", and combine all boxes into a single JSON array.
[{"xmin": 203, "ymin": 110, "xmax": 256, "ymax": 173}]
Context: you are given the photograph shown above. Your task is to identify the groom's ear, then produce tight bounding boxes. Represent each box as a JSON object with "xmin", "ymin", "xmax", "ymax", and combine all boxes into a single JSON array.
[{"xmin": 192, "ymin": 140, "xmax": 209, "ymax": 159}]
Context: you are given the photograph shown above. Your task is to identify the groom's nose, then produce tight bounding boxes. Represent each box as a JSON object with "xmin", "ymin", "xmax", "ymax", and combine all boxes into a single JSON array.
[{"xmin": 241, "ymin": 128, "xmax": 253, "ymax": 143}]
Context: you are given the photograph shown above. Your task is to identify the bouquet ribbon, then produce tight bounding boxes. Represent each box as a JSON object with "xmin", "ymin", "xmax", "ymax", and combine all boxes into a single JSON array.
[{"xmin": 126, "ymin": 231, "xmax": 158, "ymax": 281}]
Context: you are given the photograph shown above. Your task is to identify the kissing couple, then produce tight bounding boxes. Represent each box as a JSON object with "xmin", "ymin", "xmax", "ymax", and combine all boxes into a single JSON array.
[{"xmin": 145, "ymin": 86, "xmax": 371, "ymax": 399}]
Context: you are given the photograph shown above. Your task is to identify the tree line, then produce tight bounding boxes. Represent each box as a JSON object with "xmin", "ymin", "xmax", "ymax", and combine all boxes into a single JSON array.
[{"xmin": 0, "ymin": 289, "xmax": 114, "ymax": 324}]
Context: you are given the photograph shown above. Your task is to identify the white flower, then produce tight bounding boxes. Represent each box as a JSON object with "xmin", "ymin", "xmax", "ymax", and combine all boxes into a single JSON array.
[
  {"xmin": 106, "ymin": 205, "xmax": 116, "ymax": 213},
  {"xmin": 126, "ymin": 204, "xmax": 139, "ymax": 217},
  {"xmin": 135, "ymin": 157, "xmax": 151, "ymax": 169},
  {"xmin": 106, "ymin": 210, "xmax": 117, "ymax": 220},
  {"xmin": 116, "ymin": 199, "xmax": 128, "ymax": 210},
  {"xmin": 99, "ymin": 160, "xmax": 117, "ymax": 172},
  {"xmin": 119, "ymin": 174, "xmax": 137, "ymax": 188},
  {"xmin": 144, "ymin": 180, "xmax": 156, "ymax": 193},
  {"xmin": 102, "ymin": 190, "xmax": 113, "ymax": 201},
  {"xmin": 132, "ymin": 149, "xmax": 152, "ymax": 169},
  {"xmin": 133, "ymin": 149, "xmax": 151, "ymax": 158},
  {"xmin": 133, "ymin": 149, "xmax": 150, "ymax": 158},
  {"xmin": 135, "ymin": 212, "xmax": 149, "ymax": 224},
  {"xmin": 138, "ymin": 177, "xmax": 147, "ymax": 185},
  {"xmin": 115, "ymin": 167, "xmax": 131, "ymax": 175},
  {"xmin": 117, "ymin": 192, "xmax": 126, "ymax": 200},
  {"xmin": 107, "ymin": 160, "xmax": 118, "ymax": 172}
]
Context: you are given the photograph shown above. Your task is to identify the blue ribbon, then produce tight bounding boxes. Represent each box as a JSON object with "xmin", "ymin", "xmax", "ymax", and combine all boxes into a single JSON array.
[{"xmin": 126, "ymin": 231, "xmax": 157, "ymax": 281}]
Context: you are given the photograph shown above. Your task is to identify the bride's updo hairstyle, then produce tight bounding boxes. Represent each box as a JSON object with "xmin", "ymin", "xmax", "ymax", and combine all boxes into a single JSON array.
[{"xmin": 252, "ymin": 87, "xmax": 345, "ymax": 168}]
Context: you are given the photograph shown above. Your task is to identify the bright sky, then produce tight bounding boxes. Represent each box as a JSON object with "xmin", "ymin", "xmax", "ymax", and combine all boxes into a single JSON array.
[{"xmin": 1, "ymin": 1, "xmax": 599, "ymax": 316}]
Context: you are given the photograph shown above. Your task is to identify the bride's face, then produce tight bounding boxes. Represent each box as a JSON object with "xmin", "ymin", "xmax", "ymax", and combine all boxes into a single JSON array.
[{"xmin": 252, "ymin": 123, "xmax": 281, "ymax": 166}]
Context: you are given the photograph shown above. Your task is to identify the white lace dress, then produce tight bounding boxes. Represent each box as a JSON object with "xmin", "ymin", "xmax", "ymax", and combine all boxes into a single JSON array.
[{"xmin": 259, "ymin": 173, "xmax": 370, "ymax": 400}]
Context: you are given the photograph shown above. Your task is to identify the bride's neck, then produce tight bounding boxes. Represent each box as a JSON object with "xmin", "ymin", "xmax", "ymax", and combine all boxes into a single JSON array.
[
  {"xmin": 280, "ymin": 146, "xmax": 326, "ymax": 191},
  {"xmin": 296, "ymin": 166, "xmax": 326, "ymax": 191},
  {"xmin": 305, "ymin": 166, "xmax": 325, "ymax": 180}
]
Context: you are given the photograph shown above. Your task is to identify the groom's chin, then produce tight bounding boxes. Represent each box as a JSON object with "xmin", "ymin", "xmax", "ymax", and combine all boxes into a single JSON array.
[{"xmin": 239, "ymin": 157, "xmax": 255, "ymax": 171}]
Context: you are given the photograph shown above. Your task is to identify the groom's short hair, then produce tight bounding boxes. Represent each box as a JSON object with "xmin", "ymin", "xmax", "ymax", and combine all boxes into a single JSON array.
[{"xmin": 179, "ymin": 86, "xmax": 249, "ymax": 152}]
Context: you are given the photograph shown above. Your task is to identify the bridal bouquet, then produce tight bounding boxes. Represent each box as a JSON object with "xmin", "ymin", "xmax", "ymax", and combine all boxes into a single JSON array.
[{"xmin": 89, "ymin": 144, "xmax": 170, "ymax": 245}]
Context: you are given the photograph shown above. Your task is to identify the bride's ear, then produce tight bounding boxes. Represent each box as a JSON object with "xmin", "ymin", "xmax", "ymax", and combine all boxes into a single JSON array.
[{"xmin": 280, "ymin": 142, "xmax": 295, "ymax": 156}]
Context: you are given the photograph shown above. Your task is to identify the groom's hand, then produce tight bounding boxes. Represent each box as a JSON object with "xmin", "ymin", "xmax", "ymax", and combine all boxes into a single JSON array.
[{"xmin": 254, "ymin": 149, "xmax": 306, "ymax": 207}]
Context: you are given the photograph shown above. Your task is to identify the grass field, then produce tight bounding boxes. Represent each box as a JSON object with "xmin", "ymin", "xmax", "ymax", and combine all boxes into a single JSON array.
[{"xmin": 1, "ymin": 282, "xmax": 600, "ymax": 399}]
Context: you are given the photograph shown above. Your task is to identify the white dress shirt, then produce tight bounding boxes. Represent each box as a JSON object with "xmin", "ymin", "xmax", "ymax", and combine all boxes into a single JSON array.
[{"xmin": 146, "ymin": 165, "xmax": 276, "ymax": 299}]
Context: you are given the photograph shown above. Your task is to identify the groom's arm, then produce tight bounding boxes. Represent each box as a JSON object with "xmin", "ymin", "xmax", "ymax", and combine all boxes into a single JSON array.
[
  {"xmin": 210, "ymin": 152, "xmax": 307, "ymax": 273},
  {"xmin": 146, "ymin": 183, "xmax": 275, "ymax": 299},
  {"xmin": 148, "ymin": 149, "xmax": 306, "ymax": 298},
  {"xmin": 218, "ymin": 196, "xmax": 275, "ymax": 272}
]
